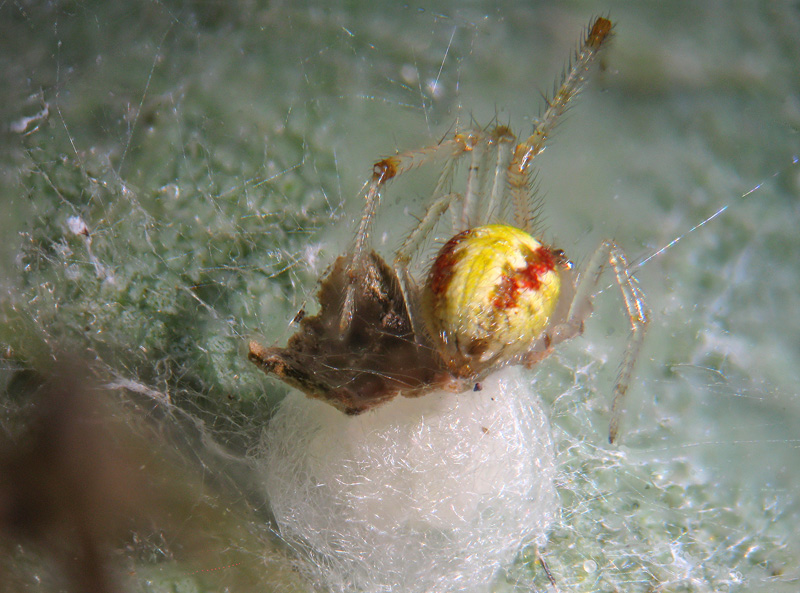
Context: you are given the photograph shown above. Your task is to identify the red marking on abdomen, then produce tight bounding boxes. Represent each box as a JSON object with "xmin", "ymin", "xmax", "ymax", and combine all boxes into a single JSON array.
[
  {"xmin": 428, "ymin": 231, "xmax": 470, "ymax": 295},
  {"xmin": 492, "ymin": 246, "xmax": 555, "ymax": 311}
]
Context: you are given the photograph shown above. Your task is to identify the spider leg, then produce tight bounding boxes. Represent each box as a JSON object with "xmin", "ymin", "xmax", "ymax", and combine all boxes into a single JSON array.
[
  {"xmin": 393, "ymin": 152, "xmax": 465, "ymax": 339},
  {"xmin": 541, "ymin": 240, "xmax": 649, "ymax": 444},
  {"xmin": 394, "ymin": 161, "xmax": 460, "ymax": 268},
  {"xmin": 506, "ymin": 17, "xmax": 613, "ymax": 233},
  {"xmin": 339, "ymin": 136, "xmax": 471, "ymax": 333},
  {"xmin": 460, "ymin": 133, "xmax": 487, "ymax": 229},
  {"xmin": 606, "ymin": 251, "xmax": 649, "ymax": 445},
  {"xmin": 484, "ymin": 126, "xmax": 516, "ymax": 224}
]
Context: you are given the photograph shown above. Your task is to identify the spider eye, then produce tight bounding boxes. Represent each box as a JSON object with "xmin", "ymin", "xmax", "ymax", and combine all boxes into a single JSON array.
[{"xmin": 422, "ymin": 224, "xmax": 561, "ymax": 375}]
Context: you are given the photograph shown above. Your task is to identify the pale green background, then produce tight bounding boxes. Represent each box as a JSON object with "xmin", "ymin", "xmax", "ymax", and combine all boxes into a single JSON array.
[{"xmin": 1, "ymin": 2, "xmax": 798, "ymax": 592}]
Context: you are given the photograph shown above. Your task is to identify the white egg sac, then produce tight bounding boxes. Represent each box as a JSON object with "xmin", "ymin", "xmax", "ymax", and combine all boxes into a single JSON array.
[{"xmin": 259, "ymin": 366, "xmax": 558, "ymax": 593}]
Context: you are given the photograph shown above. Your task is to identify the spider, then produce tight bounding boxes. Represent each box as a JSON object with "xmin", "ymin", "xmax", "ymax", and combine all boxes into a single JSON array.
[{"xmin": 249, "ymin": 16, "xmax": 649, "ymax": 444}]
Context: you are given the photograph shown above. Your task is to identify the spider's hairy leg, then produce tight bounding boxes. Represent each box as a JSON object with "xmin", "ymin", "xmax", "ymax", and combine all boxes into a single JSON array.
[
  {"xmin": 460, "ymin": 132, "xmax": 487, "ymax": 229},
  {"xmin": 339, "ymin": 136, "xmax": 474, "ymax": 333},
  {"xmin": 542, "ymin": 240, "xmax": 649, "ymax": 444},
  {"xmin": 606, "ymin": 247, "xmax": 649, "ymax": 444},
  {"xmin": 395, "ymin": 160, "xmax": 460, "ymax": 268},
  {"xmin": 507, "ymin": 16, "xmax": 613, "ymax": 233},
  {"xmin": 339, "ymin": 162, "xmax": 393, "ymax": 334},
  {"xmin": 393, "ymin": 158, "xmax": 462, "ymax": 339},
  {"xmin": 483, "ymin": 126, "xmax": 516, "ymax": 224},
  {"xmin": 509, "ymin": 143, "xmax": 536, "ymax": 233}
]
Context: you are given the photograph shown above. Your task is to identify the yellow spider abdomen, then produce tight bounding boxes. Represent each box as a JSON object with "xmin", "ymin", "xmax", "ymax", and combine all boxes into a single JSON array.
[{"xmin": 423, "ymin": 224, "xmax": 561, "ymax": 375}]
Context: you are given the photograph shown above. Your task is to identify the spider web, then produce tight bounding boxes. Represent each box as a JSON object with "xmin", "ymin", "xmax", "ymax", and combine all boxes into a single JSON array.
[{"xmin": 1, "ymin": 2, "xmax": 799, "ymax": 593}]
